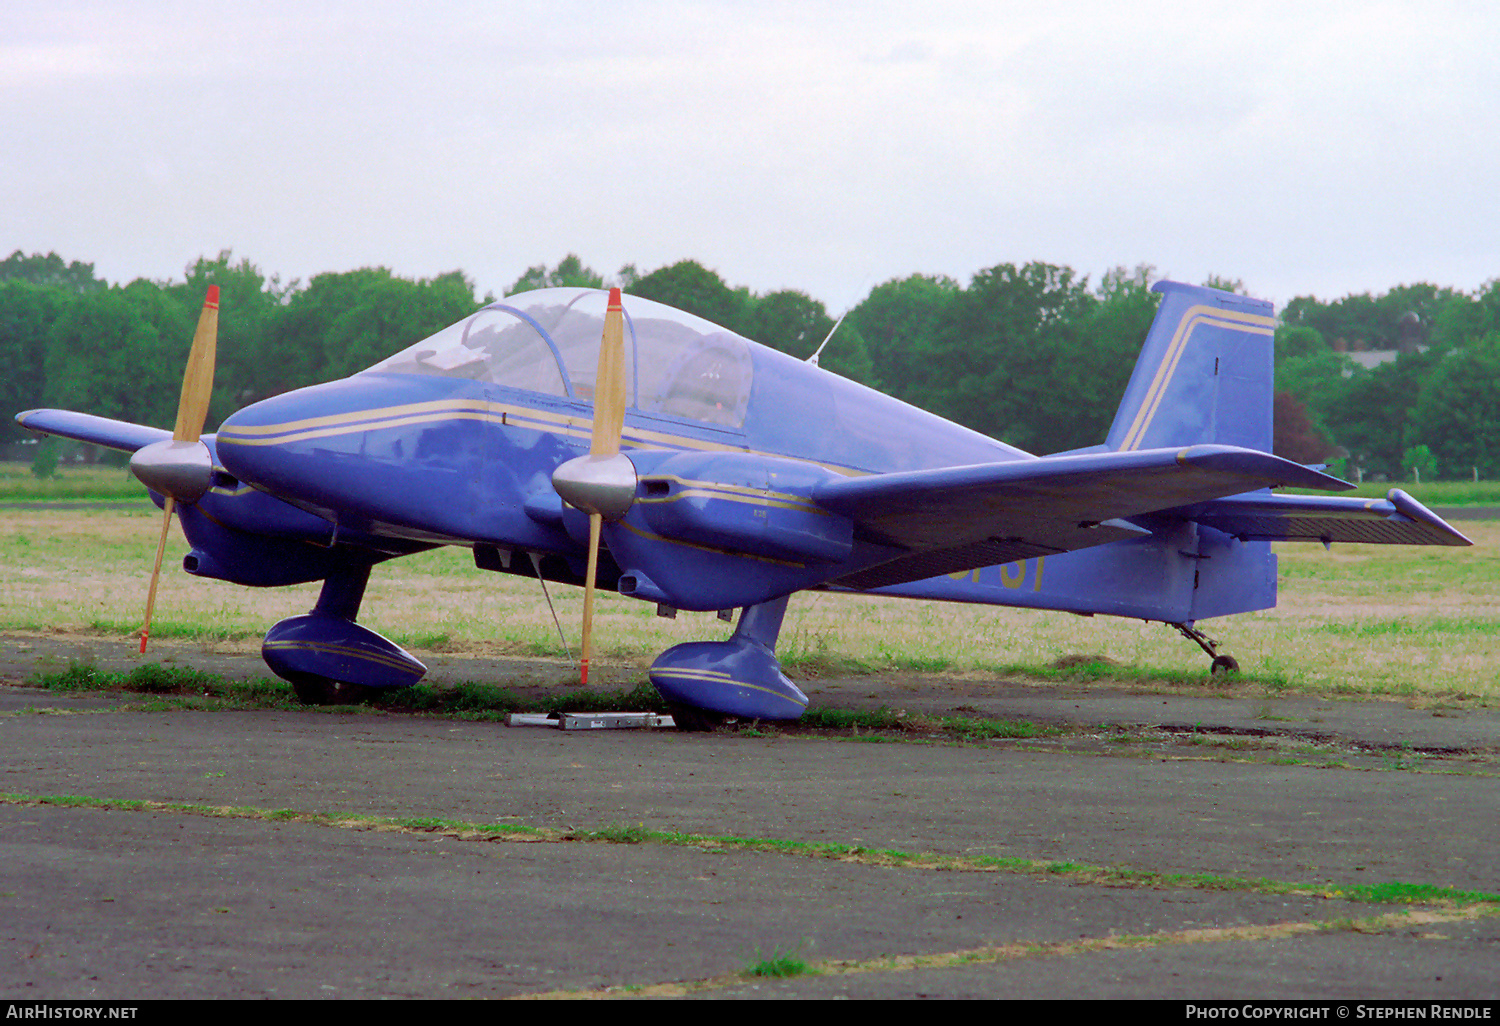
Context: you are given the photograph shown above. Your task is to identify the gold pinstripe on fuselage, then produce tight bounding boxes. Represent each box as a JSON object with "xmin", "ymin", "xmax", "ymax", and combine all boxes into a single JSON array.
[{"xmin": 215, "ymin": 394, "xmax": 874, "ymax": 478}]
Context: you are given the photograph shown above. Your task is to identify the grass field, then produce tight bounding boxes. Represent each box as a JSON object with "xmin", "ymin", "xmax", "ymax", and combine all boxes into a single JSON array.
[
  {"xmin": 2, "ymin": 503, "xmax": 1494, "ymax": 702},
  {"xmin": 0, "ymin": 462, "xmax": 145, "ymax": 501}
]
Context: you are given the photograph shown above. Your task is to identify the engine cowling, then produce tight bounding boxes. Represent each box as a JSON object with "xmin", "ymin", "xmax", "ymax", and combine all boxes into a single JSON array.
[
  {"xmin": 633, "ymin": 450, "xmax": 852, "ymax": 563},
  {"xmin": 601, "ymin": 450, "xmax": 856, "ymax": 611}
]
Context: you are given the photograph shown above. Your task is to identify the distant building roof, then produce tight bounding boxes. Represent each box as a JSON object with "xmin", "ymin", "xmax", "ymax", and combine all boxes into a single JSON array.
[{"xmin": 1346, "ymin": 350, "xmax": 1401, "ymax": 370}]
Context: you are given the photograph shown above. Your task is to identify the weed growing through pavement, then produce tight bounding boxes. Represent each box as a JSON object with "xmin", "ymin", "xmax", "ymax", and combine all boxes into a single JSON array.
[{"xmin": 745, "ymin": 942, "xmax": 810, "ymax": 979}]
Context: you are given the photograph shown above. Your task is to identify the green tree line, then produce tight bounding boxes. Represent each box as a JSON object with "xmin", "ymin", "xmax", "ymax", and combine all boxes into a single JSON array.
[{"xmin": 5, "ymin": 248, "xmax": 1498, "ymax": 479}]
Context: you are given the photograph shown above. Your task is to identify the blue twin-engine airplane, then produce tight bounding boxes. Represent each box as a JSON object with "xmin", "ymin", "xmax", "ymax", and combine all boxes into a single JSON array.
[{"xmin": 17, "ymin": 281, "xmax": 1470, "ymax": 726}]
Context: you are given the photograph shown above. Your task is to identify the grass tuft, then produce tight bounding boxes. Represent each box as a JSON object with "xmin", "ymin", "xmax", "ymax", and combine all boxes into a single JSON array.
[
  {"xmin": 590, "ymin": 823, "xmax": 654, "ymax": 844},
  {"xmin": 745, "ymin": 943, "xmax": 810, "ymax": 979}
]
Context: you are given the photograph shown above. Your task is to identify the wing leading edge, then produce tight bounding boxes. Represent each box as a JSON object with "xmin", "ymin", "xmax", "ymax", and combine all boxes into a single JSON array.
[
  {"xmin": 16, "ymin": 409, "xmax": 172, "ymax": 454},
  {"xmin": 813, "ymin": 444, "xmax": 1354, "ymax": 589}
]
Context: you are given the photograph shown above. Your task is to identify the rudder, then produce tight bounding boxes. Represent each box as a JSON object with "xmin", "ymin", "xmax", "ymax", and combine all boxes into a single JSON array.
[{"xmin": 1105, "ymin": 281, "xmax": 1276, "ymax": 453}]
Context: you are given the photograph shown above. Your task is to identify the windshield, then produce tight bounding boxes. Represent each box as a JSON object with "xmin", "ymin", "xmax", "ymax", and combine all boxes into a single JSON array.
[{"xmin": 364, "ymin": 288, "xmax": 752, "ymax": 428}]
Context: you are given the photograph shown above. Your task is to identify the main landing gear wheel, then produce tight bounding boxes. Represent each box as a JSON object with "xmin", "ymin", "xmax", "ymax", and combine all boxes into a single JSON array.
[
  {"xmin": 668, "ymin": 703, "xmax": 729, "ymax": 733},
  {"xmin": 288, "ymin": 674, "xmax": 375, "ymax": 707}
]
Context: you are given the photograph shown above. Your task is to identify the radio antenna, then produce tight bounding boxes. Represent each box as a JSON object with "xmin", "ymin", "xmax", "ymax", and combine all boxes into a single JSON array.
[{"xmin": 806, "ymin": 311, "xmax": 848, "ymax": 368}]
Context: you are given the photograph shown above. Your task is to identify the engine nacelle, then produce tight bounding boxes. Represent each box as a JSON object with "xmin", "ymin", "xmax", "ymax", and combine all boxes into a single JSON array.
[
  {"xmin": 177, "ymin": 502, "xmax": 343, "ymax": 586},
  {"xmin": 632, "ymin": 450, "xmax": 853, "ymax": 564},
  {"xmin": 600, "ymin": 450, "xmax": 857, "ymax": 611}
]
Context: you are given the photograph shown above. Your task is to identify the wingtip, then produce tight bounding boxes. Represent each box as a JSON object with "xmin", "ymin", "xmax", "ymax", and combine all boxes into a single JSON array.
[{"xmin": 1386, "ymin": 489, "xmax": 1474, "ymax": 546}]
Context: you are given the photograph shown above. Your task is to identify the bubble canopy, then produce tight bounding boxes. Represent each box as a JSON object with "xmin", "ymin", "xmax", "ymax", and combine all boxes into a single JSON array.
[{"xmin": 363, "ymin": 288, "xmax": 753, "ymax": 429}]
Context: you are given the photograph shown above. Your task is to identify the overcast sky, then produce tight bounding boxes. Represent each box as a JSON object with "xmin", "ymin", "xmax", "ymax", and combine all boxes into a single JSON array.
[{"xmin": 5, "ymin": 0, "xmax": 1497, "ymax": 314}]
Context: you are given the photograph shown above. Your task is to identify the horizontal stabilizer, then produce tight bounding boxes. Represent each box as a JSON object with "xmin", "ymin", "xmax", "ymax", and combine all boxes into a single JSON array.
[
  {"xmin": 1169, "ymin": 489, "xmax": 1472, "ymax": 547},
  {"xmin": 814, "ymin": 444, "xmax": 1351, "ymax": 588},
  {"xmin": 16, "ymin": 409, "xmax": 172, "ymax": 454}
]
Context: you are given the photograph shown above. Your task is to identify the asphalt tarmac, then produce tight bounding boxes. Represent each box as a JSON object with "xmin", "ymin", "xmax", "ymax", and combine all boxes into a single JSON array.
[{"xmin": 1, "ymin": 633, "xmax": 1496, "ymax": 1001}]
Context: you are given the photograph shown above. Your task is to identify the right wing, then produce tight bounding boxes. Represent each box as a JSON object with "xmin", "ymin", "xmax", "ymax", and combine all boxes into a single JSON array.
[
  {"xmin": 16, "ymin": 409, "xmax": 172, "ymax": 454},
  {"xmin": 813, "ymin": 444, "xmax": 1353, "ymax": 589}
]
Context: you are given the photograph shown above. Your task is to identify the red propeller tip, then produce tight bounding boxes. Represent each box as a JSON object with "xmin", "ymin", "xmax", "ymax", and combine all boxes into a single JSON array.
[
  {"xmin": 204, "ymin": 285, "xmax": 220, "ymax": 307},
  {"xmin": 607, "ymin": 287, "xmax": 621, "ymax": 309}
]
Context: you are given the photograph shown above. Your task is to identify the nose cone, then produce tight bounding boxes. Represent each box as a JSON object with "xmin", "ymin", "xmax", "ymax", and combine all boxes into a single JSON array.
[
  {"xmin": 216, "ymin": 382, "xmax": 350, "ymax": 511},
  {"xmin": 216, "ymin": 375, "xmax": 490, "ymax": 541}
]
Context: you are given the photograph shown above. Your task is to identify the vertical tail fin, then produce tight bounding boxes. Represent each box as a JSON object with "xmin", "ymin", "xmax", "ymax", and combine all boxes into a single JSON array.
[{"xmin": 1106, "ymin": 281, "xmax": 1276, "ymax": 453}]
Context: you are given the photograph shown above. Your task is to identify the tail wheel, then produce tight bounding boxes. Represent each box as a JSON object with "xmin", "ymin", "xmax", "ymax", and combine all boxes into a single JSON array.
[{"xmin": 1210, "ymin": 654, "xmax": 1240, "ymax": 676}]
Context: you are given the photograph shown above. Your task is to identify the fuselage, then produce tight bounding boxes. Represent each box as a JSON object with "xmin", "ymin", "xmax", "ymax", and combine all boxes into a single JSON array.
[
  {"xmin": 211, "ymin": 287, "xmax": 1269, "ymax": 624},
  {"xmin": 216, "ymin": 288, "xmax": 1027, "ymax": 549}
]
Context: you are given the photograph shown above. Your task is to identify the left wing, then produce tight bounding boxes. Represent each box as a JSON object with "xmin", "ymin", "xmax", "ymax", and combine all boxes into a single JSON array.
[{"xmin": 813, "ymin": 444, "xmax": 1351, "ymax": 589}]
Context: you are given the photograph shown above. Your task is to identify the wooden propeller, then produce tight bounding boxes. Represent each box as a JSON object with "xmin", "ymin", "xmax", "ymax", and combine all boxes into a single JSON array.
[
  {"xmin": 580, "ymin": 287, "xmax": 628, "ymax": 684},
  {"xmin": 139, "ymin": 285, "xmax": 219, "ymax": 652}
]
